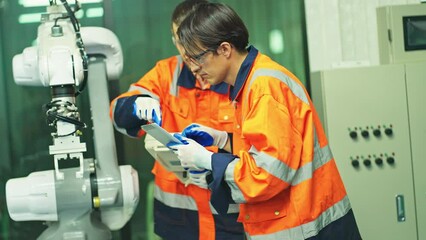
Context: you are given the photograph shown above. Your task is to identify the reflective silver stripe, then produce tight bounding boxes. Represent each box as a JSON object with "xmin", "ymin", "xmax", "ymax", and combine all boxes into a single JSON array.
[
  {"xmin": 170, "ymin": 55, "xmax": 182, "ymax": 96},
  {"xmin": 128, "ymin": 85, "xmax": 160, "ymax": 101},
  {"xmin": 249, "ymin": 145, "xmax": 297, "ymax": 184},
  {"xmin": 154, "ymin": 185, "xmax": 198, "ymax": 211},
  {"xmin": 291, "ymin": 129, "xmax": 334, "ymax": 186},
  {"xmin": 247, "ymin": 68, "xmax": 309, "ymax": 105},
  {"xmin": 247, "ymin": 196, "xmax": 352, "ymax": 240},
  {"xmin": 225, "ymin": 140, "xmax": 333, "ymax": 203},
  {"xmin": 312, "ymin": 129, "xmax": 334, "ymax": 168},
  {"xmin": 226, "ymin": 203, "xmax": 240, "ymax": 214},
  {"xmin": 210, "ymin": 203, "xmax": 240, "ymax": 214},
  {"xmin": 154, "ymin": 184, "xmax": 239, "ymax": 214},
  {"xmin": 225, "ymin": 158, "xmax": 247, "ymax": 203},
  {"xmin": 247, "ymin": 131, "xmax": 333, "ymax": 187}
]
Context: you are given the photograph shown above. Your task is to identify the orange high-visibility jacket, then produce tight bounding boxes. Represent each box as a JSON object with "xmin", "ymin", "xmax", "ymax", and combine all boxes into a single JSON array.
[
  {"xmin": 209, "ymin": 47, "xmax": 361, "ymax": 239},
  {"xmin": 110, "ymin": 55, "xmax": 244, "ymax": 240}
]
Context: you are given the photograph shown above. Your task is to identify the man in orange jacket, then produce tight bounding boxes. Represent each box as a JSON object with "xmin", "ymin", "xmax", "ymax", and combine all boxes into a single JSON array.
[
  {"xmin": 110, "ymin": 1, "xmax": 244, "ymax": 239},
  {"xmin": 170, "ymin": 2, "xmax": 362, "ymax": 239}
]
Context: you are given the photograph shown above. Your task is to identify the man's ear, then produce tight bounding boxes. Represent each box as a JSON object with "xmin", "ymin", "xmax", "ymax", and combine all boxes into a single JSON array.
[{"xmin": 218, "ymin": 42, "xmax": 232, "ymax": 58}]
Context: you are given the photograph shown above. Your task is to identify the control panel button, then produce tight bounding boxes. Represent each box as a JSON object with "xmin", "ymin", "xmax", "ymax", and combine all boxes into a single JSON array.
[
  {"xmin": 373, "ymin": 129, "xmax": 381, "ymax": 137},
  {"xmin": 363, "ymin": 159, "xmax": 371, "ymax": 166},
  {"xmin": 351, "ymin": 160, "xmax": 360, "ymax": 168},
  {"xmin": 349, "ymin": 131, "xmax": 358, "ymax": 139},
  {"xmin": 387, "ymin": 157, "xmax": 395, "ymax": 164},
  {"xmin": 385, "ymin": 128, "xmax": 393, "ymax": 136}
]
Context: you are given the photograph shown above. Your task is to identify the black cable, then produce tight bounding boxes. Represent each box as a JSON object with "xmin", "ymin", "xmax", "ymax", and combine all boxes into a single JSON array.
[
  {"xmin": 54, "ymin": 114, "xmax": 86, "ymax": 128},
  {"xmin": 54, "ymin": 16, "xmax": 69, "ymax": 27},
  {"xmin": 59, "ymin": 0, "xmax": 79, "ymax": 32},
  {"xmin": 43, "ymin": 100, "xmax": 87, "ymax": 137},
  {"xmin": 58, "ymin": 0, "xmax": 89, "ymax": 97}
]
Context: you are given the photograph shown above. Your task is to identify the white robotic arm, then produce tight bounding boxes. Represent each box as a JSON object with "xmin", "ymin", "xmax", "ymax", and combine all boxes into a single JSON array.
[
  {"xmin": 6, "ymin": 1, "xmax": 139, "ymax": 239},
  {"xmin": 12, "ymin": 4, "xmax": 85, "ymax": 87},
  {"xmin": 12, "ymin": 10, "xmax": 123, "ymax": 86}
]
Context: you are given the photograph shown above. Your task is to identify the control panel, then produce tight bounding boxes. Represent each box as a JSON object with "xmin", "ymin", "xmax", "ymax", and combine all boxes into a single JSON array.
[{"xmin": 311, "ymin": 63, "xmax": 426, "ymax": 240}]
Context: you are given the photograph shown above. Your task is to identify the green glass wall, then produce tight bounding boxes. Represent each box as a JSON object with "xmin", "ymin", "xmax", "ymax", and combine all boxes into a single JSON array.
[{"xmin": 0, "ymin": 1, "xmax": 309, "ymax": 239}]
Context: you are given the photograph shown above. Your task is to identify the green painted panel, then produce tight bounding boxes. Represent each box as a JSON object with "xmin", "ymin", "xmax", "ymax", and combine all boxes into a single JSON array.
[
  {"xmin": 0, "ymin": 8, "xmax": 11, "ymax": 169},
  {"xmin": 221, "ymin": 0, "xmax": 309, "ymax": 86},
  {"xmin": 0, "ymin": 7, "xmax": 12, "ymax": 240}
]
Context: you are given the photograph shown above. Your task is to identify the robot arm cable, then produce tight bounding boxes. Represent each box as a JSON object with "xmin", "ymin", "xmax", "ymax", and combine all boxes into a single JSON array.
[
  {"xmin": 57, "ymin": 0, "xmax": 88, "ymax": 97},
  {"xmin": 44, "ymin": 100, "xmax": 86, "ymax": 137},
  {"xmin": 59, "ymin": 0, "xmax": 80, "ymax": 32}
]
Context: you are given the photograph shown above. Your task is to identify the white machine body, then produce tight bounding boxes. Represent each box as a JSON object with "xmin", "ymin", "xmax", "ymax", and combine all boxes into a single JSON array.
[
  {"xmin": 13, "ymin": 5, "xmax": 84, "ymax": 87},
  {"xmin": 100, "ymin": 165, "xmax": 140, "ymax": 230},
  {"xmin": 6, "ymin": 170, "xmax": 58, "ymax": 221},
  {"xmin": 6, "ymin": 1, "xmax": 138, "ymax": 239}
]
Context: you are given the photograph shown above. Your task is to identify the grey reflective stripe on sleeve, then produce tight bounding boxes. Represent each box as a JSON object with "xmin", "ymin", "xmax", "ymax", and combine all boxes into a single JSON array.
[
  {"xmin": 246, "ymin": 196, "xmax": 352, "ymax": 240},
  {"xmin": 128, "ymin": 85, "xmax": 160, "ymax": 101},
  {"xmin": 210, "ymin": 203, "xmax": 240, "ymax": 214},
  {"xmin": 248, "ymin": 138, "xmax": 333, "ymax": 187},
  {"xmin": 170, "ymin": 55, "xmax": 183, "ymax": 97},
  {"xmin": 154, "ymin": 183, "xmax": 239, "ymax": 214},
  {"xmin": 154, "ymin": 185, "xmax": 198, "ymax": 211},
  {"xmin": 224, "ymin": 158, "xmax": 247, "ymax": 203},
  {"xmin": 247, "ymin": 68, "xmax": 309, "ymax": 105},
  {"xmin": 224, "ymin": 136, "xmax": 333, "ymax": 203},
  {"xmin": 312, "ymin": 128, "xmax": 334, "ymax": 168},
  {"xmin": 291, "ymin": 128, "xmax": 334, "ymax": 186},
  {"xmin": 249, "ymin": 145, "xmax": 297, "ymax": 184}
]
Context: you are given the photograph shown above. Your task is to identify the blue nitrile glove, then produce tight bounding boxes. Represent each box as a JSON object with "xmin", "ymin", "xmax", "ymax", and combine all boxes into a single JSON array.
[
  {"xmin": 182, "ymin": 123, "xmax": 228, "ymax": 148},
  {"xmin": 133, "ymin": 96, "xmax": 162, "ymax": 126},
  {"xmin": 187, "ymin": 169, "xmax": 211, "ymax": 189},
  {"xmin": 168, "ymin": 134, "xmax": 213, "ymax": 170}
]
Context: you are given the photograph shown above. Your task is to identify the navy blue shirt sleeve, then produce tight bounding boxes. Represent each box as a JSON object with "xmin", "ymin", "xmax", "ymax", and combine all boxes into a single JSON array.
[
  {"xmin": 113, "ymin": 95, "xmax": 148, "ymax": 137},
  {"xmin": 208, "ymin": 152, "xmax": 238, "ymax": 215}
]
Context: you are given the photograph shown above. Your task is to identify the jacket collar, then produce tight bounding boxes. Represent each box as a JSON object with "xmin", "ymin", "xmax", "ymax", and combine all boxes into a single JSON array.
[
  {"xmin": 177, "ymin": 63, "xmax": 229, "ymax": 95},
  {"xmin": 229, "ymin": 46, "xmax": 258, "ymax": 101}
]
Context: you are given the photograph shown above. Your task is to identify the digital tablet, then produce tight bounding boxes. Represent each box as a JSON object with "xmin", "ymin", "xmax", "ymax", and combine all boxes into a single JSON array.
[{"xmin": 141, "ymin": 123, "xmax": 183, "ymax": 147}]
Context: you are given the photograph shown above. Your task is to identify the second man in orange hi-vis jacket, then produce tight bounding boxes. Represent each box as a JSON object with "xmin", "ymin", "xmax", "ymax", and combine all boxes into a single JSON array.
[
  {"xmin": 169, "ymin": 2, "xmax": 363, "ymax": 240},
  {"xmin": 109, "ymin": 1, "xmax": 244, "ymax": 239}
]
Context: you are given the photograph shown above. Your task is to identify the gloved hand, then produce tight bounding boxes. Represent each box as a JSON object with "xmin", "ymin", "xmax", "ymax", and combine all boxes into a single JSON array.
[
  {"xmin": 187, "ymin": 169, "xmax": 211, "ymax": 189},
  {"xmin": 167, "ymin": 134, "xmax": 213, "ymax": 170},
  {"xmin": 133, "ymin": 96, "xmax": 162, "ymax": 126},
  {"xmin": 182, "ymin": 123, "xmax": 228, "ymax": 148}
]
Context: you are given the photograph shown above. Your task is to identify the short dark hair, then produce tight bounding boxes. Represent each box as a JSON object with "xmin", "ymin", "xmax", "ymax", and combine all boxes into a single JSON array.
[
  {"xmin": 171, "ymin": 0, "xmax": 208, "ymax": 27},
  {"xmin": 177, "ymin": 2, "xmax": 249, "ymax": 57}
]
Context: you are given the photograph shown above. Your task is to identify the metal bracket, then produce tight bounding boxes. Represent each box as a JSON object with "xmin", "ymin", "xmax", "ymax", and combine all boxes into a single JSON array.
[{"xmin": 396, "ymin": 194, "xmax": 406, "ymax": 222}]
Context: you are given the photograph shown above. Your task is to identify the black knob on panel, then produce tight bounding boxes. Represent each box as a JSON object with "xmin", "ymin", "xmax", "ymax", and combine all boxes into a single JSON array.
[
  {"xmin": 387, "ymin": 157, "xmax": 395, "ymax": 164},
  {"xmin": 349, "ymin": 131, "xmax": 358, "ymax": 139},
  {"xmin": 351, "ymin": 160, "xmax": 360, "ymax": 168},
  {"xmin": 373, "ymin": 129, "xmax": 381, "ymax": 137},
  {"xmin": 361, "ymin": 130, "xmax": 369, "ymax": 138},
  {"xmin": 363, "ymin": 159, "xmax": 371, "ymax": 166},
  {"xmin": 375, "ymin": 158, "xmax": 383, "ymax": 165},
  {"xmin": 385, "ymin": 128, "xmax": 393, "ymax": 136}
]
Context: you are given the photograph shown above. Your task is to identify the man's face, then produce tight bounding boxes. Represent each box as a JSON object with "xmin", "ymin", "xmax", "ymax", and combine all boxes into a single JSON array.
[{"xmin": 185, "ymin": 43, "xmax": 230, "ymax": 86}]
